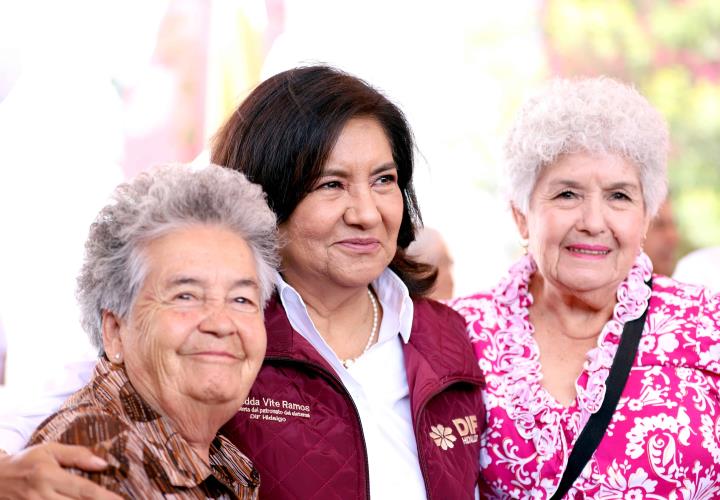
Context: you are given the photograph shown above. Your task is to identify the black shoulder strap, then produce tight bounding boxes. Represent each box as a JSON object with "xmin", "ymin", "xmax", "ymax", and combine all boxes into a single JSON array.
[{"xmin": 549, "ymin": 279, "xmax": 652, "ymax": 500}]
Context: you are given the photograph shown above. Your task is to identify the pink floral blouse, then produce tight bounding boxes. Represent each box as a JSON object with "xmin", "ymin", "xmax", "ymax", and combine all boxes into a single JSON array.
[{"xmin": 450, "ymin": 253, "xmax": 720, "ymax": 499}]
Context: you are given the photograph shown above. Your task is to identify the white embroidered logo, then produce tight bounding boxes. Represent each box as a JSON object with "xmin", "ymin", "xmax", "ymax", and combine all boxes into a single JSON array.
[
  {"xmin": 430, "ymin": 415, "xmax": 479, "ymax": 450},
  {"xmin": 429, "ymin": 424, "xmax": 456, "ymax": 450},
  {"xmin": 453, "ymin": 415, "xmax": 479, "ymax": 444},
  {"xmin": 239, "ymin": 396, "xmax": 311, "ymax": 423}
]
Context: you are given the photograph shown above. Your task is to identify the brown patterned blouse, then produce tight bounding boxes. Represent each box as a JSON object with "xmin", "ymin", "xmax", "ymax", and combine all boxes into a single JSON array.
[{"xmin": 28, "ymin": 357, "xmax": 259, "ymax": 499}]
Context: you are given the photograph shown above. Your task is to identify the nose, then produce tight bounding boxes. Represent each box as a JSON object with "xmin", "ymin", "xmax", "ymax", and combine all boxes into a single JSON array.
[
  {"xmin": 576, "ymin": 197, "xmax": 606, "ymax": 235},
  {"xmin": 198, "ymin": 303, "xmax": 237, "ymax": 338},
  {"xmin": 343, "ymin": 185, "xmax": 382, "ymax": 228}
]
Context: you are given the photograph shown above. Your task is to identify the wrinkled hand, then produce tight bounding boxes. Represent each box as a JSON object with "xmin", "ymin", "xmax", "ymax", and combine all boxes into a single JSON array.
[{"xmin": 0, "ymin": 444, "xmax": 122, "ymax": 499}]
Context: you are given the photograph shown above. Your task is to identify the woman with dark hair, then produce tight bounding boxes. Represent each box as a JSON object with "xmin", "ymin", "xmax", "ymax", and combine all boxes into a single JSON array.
[
  {"xmin": 212, "ymin": 65, "xmax": 484, "ymax": 499},
  {"xmin": 0, "ymin": 65, "xmax": 483, "ymax": 500},
  {"xmin": 213, "ymin": 65, "xmax": 429, "ymax": 293}
]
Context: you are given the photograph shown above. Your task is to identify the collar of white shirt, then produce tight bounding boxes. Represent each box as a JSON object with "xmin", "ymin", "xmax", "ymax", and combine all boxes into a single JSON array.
[{"xmin": 274, "ymin": 268, "xmax": 414, "ymax": 349}]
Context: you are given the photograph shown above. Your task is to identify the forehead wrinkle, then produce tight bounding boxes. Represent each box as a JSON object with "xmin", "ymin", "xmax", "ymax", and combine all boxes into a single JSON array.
[
  {"xmin": 545, "ymin": 178, "xmax": 641, "ymax": 191},
  {"xmin": 604, "ymin": 181, "xmax": 641, "ymax": 192},
  {"xmin": 165, "ymin": 276, "xmax": 204, "ymax": 288},
  {"xmin": 165, "ymin": 275, "xmax": 259, "ymax": 290},
  {"xmin": 230, "ymin": 278, "xmax": 260, "ymax": 290},
  {"xmin": 547, "ymin": 179, "xmax": 583, "ymax": 189}
]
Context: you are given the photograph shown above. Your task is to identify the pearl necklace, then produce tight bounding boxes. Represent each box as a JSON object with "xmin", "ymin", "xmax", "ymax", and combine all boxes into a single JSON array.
[{"xmin": 341, "ymin": 288, "xmax": 379, "ymax": 369}]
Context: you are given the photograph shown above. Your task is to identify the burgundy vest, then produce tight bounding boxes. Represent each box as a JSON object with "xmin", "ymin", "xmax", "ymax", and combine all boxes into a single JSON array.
[{"xmin": 221, "ymin": 296, "xmax": 485, "ymax": 499}]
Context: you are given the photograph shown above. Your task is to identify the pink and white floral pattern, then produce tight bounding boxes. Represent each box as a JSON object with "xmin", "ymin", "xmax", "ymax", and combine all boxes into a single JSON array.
[{"xmin": 451, "ymin": 253, "xmax": 720, "ymax": 499}]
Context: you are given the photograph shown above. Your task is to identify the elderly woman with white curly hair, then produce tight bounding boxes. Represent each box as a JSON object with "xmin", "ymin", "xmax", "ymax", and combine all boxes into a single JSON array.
[
  {"xmin": 23, "ymin": 164, "xmax": 277, "ymax": 499},
  {"xmin": 451, "ymin": 77, "xmax": 720, "ymax": 499}
]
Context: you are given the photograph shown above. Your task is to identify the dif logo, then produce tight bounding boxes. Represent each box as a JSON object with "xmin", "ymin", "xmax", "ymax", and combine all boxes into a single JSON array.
[
  {"xmin": 452, "ymin": 415, "xmax": 479, "ymax": 444},
  {"xmin": 429, "ymin": 415, "xmax": 479, "ymax": 450}
]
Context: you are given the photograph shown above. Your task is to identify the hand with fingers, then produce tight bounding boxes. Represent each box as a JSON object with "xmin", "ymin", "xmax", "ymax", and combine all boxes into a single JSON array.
[{"xmin": 0, "ymin": 444, "xmax": 122, "ymax": 500}]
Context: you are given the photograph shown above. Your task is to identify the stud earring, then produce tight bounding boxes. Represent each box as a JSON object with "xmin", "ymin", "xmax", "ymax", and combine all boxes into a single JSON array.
[{"xmin": 114, "ymin": 353, "xmax": 121, "ymax": 362}]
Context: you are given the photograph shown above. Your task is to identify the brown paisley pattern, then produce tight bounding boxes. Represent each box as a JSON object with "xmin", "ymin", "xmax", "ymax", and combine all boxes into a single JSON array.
[
  {"xmin": 119, "ymin": 381, "xmax": 161, "ymax": 422},
  {"xmin": 28, "ymin": 357, "xmax": 259, "ymax": 499}
]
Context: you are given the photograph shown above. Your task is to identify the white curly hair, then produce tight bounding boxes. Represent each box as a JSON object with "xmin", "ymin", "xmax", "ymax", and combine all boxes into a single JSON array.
[
  {"xmin": 503, "ymin": 76, "xmax": 669, "ymax": 216},
  {"xmin": 77, "ymin": 163, "xmax": 279, "ymax": 351}
]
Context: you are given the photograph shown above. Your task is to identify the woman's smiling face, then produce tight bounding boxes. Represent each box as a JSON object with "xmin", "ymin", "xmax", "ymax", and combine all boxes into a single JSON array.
[
  {"xmin": 513, "ymin": 152, "xmax": 651, "ymax": 296},
  {"xmin": 278, "ymin": 116, "xmax": 404, "ymax": 292},
  {"xmin": 106, "ymin": 224, "xmax": 267, "ymax": 411}
]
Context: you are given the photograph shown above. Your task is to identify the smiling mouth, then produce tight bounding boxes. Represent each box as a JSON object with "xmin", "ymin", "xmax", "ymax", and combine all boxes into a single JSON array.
[
  {"xmin": 336, "ymin": 239, "xmax": 381, "ymax": 253},
  {"xmin": 566, "ymin": 246, "xmax": 611, "ymax": 256},
  {"xmin": 188, "ymin": 351, "xmax": 241, "ymax": 361}
]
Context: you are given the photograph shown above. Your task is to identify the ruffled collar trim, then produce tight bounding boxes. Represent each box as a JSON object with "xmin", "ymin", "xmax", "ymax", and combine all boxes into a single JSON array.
[{"xmin": 491, "ymin": 252, "xmax": 653, "ymax": 456}]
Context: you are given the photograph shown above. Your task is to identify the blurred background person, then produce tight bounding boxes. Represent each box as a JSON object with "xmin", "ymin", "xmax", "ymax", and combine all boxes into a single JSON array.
[
  {"xmin": 643, "ymin": 198, "xmax": 680, "ymax": 276},
  {"xmin": 407, "ymin": 227, "xmax": 455, "ymax": 300},
  {"xmin": 674, "ymin": 246, "xmax": 720, "ymax": 292}
]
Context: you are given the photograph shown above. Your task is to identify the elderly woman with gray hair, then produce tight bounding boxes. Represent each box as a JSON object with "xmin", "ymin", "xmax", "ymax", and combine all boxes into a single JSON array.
[
  {"xmin": 451, "ymin": 77, "xmax": 720, "ymax": 498},
  {"xmin": 24, "ymin": 164, "xmax": 277, "ymax": 498}
]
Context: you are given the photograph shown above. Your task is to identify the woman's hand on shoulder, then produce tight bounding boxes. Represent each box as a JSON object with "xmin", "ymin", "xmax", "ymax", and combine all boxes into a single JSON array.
[{"xmin": 0, "ymin": 443, "xmax": 122, "ymax": 499}]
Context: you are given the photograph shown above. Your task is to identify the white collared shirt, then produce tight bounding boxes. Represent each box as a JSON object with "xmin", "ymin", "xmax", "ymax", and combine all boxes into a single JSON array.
[{"xmin": 276, "ymin": 269, "xmax": 427, "ymax": 499}]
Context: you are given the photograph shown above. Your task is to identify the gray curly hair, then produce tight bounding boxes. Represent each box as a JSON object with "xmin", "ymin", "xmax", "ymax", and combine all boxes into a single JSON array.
[
  {"xmin": 503, "ymin": 76, "xmax": 669, "ymax": 216},
  {"xmin": 77, "ymin": 163, "xmax": 279, "ymax": 351}
]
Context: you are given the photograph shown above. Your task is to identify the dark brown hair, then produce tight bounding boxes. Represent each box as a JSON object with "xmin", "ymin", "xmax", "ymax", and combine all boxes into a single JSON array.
[{"xmin": 211, "ymin": 65, "xmax": 436, "ymax": 296}]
